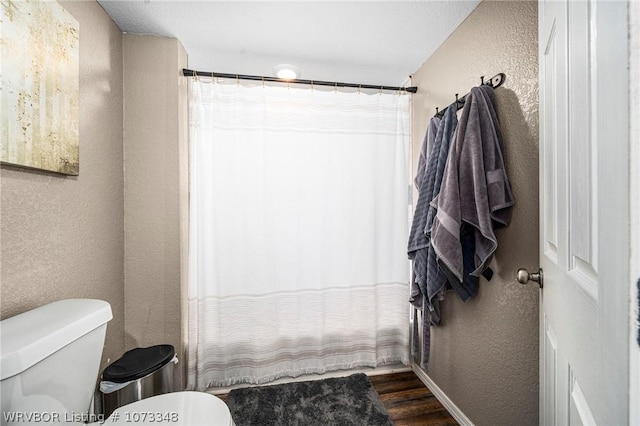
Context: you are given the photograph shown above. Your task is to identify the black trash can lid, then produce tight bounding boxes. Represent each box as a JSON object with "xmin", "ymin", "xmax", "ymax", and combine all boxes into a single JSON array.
[{"xmin": 103, "ymin": 345, "xmax": 175, "ymax": 383}]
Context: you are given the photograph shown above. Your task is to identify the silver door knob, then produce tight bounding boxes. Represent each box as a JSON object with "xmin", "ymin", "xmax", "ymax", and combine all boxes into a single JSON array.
[{"xmin": 516, "ymin": 268, "xmax": 543, "ymax": 289}]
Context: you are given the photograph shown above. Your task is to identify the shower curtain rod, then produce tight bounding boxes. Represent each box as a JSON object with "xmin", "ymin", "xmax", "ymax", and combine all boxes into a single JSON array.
[
  {"xmin": 434, "ymin": 73, "xmax": 506, "ymax": 118},
  {"xmin": 182, "ymin": 68, "xmax": 418, "ymax": 93}
]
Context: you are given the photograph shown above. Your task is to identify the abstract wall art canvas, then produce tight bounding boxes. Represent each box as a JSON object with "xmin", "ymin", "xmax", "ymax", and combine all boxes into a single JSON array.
[{"xmin": 1, "ymin": 0, "xmax": 80, "ymax": 175}]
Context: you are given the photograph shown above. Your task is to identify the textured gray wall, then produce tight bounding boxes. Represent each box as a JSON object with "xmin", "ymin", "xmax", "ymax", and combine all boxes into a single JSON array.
[
  {"xmin": 0, "ymin": 0, "xmax": 125, "ymax": 369},
  {"xmin": 122, "ymin": 35, "xmax": 188, "ymax": 389},
  {"xmin": 410, "ymin": 2, "xmax": 540, "ymax": 425}
]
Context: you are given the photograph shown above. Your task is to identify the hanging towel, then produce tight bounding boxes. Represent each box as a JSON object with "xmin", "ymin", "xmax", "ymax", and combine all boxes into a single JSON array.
[
  {"xmin": 431, "ymin": 85, "xmax": 514, "ymax": 284},
  {"xmin": 409, "ymin": 108, "xmax": 457, "ymax": 309},
  {"xmin": 408, "ymin": 116, "xmax": 441, "ymax": 304},
  {"xmin": 408, "ymin": 116, "xmax": 439, "ymax": 367},
  {"xmin": 414, "ymin": 117, "xmax": 441, "ymax": 189},
  {"xmin": 421, "ymin": 107, "xmax": 457, "ymax": 370},
  {"xmin": 423, "ymin": 106, "xmax": 458, "ymax": 318},
  {"xmin": 408, "ymin": 107, "xmax": 457, "ymax": 369}
]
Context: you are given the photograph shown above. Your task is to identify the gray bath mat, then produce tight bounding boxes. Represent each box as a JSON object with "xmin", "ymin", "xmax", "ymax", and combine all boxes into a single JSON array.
[{"xmin": 226, "ymin": 373, "xmax": 393, "ymax": 426}]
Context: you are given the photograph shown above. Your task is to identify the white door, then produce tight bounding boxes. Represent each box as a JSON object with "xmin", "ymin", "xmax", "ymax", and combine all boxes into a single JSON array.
[{"xmin": 539, "ymin": 0, "xmax": 629, "ymax": 425}]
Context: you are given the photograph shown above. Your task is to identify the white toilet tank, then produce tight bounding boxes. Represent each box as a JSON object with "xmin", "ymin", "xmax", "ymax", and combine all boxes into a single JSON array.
[{"xmin": 0, "ymin": 299, "xmax": 112, "ymax": 425}]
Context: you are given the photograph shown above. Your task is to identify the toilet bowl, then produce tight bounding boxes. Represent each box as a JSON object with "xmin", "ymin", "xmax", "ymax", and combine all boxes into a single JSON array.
[
  {"xmin": 0, "ymin": 299, "xmax": 234, "ymax": 426},
  {"xmin": 105, "ymin": 391, "xmax": 232, "ymax": 426}
]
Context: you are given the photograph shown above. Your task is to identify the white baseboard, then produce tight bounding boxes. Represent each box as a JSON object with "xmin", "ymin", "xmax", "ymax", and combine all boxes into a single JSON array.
[{"xmin": 412, "ymin": 364, "xmax": 475, "ymax": 426}]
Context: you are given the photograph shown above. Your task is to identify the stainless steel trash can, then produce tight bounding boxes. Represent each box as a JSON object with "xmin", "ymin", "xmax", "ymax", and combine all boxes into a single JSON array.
[{"xmin": 100, "ymin": 345, "xmax": 177, "ymax": 418}]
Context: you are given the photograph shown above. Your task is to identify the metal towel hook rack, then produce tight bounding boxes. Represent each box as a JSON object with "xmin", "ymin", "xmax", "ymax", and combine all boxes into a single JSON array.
[{"xmin": 434, "ymin": 72, "xmax": 506, "ymax": 118}]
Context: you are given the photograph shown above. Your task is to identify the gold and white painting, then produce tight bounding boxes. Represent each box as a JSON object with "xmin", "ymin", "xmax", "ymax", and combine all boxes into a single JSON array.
[{"xmin": 1, "ymin": 0, "xmax": 79, "ymax": 175}]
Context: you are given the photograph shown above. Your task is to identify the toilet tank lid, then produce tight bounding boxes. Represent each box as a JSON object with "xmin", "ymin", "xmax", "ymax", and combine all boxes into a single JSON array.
[{"xmin": 0, "ymin": 299, "xmax": 113, "ymax": 380}]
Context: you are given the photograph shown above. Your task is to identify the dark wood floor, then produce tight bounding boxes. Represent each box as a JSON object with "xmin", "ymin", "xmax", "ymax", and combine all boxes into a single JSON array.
[
  {"xmin": 218, "ymin": 370, "xmax": 458, "ymax": 425},
  {"xmin": 370, "ymin": 371, "xmax": 459, "ymax": 426}
]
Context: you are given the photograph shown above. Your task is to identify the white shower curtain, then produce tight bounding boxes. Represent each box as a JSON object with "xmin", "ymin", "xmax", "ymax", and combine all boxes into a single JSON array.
[{"xmin": 187, "ymin": 78, "xmax": 411, "ymax": 389}]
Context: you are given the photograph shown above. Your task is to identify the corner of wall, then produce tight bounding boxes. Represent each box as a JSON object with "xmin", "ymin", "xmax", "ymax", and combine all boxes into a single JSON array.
[
  {"xmin": 122, "ymin": 34, "xmax": 188, "ymax": 390},
  {"xmin": 177, "ymin": 39, "xmax": 189, "ymax": 391}
]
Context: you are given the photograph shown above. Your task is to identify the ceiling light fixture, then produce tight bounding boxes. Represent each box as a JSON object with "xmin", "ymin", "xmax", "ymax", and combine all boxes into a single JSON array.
[{"xmin": 273, "ymin": 64, "xmax": 299, "ymax": 80}]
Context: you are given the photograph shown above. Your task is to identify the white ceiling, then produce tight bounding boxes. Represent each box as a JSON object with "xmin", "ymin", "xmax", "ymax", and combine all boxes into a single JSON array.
[{"xmin": 97, "ymin": 1, "xmax": 480, "ymax": 87}]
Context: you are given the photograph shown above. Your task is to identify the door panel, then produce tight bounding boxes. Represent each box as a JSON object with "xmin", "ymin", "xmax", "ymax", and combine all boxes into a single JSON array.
[
  {"xmin": 541, "ymin": 4, "xmax": 563, "ymax": 266},
  {"xmin": 539, "ymin": 0, "xmax": 629, "ymax": 424},
  {"xmin": 569, "ymin": 369, "xmax": 597, "ymax": 426},
  {"xmin": 543, "ymin": 318, "xmax": 561, "ymax": 426}
]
